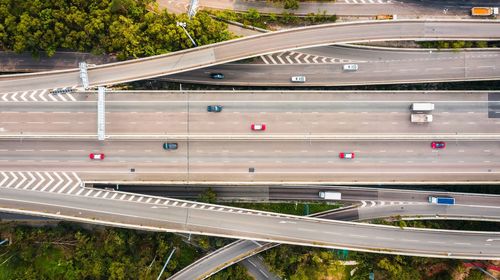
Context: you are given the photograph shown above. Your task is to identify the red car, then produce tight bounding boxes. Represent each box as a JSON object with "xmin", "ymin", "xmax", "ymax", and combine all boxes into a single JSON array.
[
  {"xmin": 339, "ymin": 152, "xmax": 355, "ymax": 159},
  {"xmin": 251, "ymin": 124, "xmax": 266, "ymax": 131},
  {"xmin": 89, "ymin": 153, "xmax": 105, "ymax": 160},
  {"xmin": 431, "ymin": 142, "xmax": 446, "ymax": 149}
]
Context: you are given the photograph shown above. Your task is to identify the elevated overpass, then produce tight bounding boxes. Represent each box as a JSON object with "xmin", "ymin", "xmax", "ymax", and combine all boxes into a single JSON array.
[
  {"xmin": 0, "ymin": 186, "xmax": 499, "ymax": 260},
  {"xmin": 1, "ymin": 20, "xmax": 500, "ymax": 93}
]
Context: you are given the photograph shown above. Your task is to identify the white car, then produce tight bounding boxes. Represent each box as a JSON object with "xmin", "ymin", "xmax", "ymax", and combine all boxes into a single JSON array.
[
  {"xmin": 291, "ymin": 76, "xmax": 306, "ymax": 83},
  {"xmin": 343, "ymin": 64, "xmax": 359, "ymax": 71}
]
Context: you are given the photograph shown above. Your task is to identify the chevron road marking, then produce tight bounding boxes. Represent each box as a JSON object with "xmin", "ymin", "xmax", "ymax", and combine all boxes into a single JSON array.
[
  {"xmin": 23, "ymin": 172, "xmax": 37, "ymax": 190},
  {"xmin": 5, "ymin": 173, "xmax": 18, "ymax": 188},
  {"xmin": 32, "ymin": 172, "xmax": 46, "ymax": 191},
  {"xmin": 58, "ymin": 172, "xmax": 73, "ymax": 193},
  {"xmin": 11, "ymin": 92, "xmax": 19, "ymax": 102},
  {"xmin": 0, "ymin": 172, "xmax": 9, "ymax": 186},
  {"xmin": 40, "ymin": 173, "xmax": 54, "ymax": 192},
  {"xmin": 49, "ymin": 172, "xmax": 64, "ymax": 192},
  {"xmin": 14, "ymin": 172, "xmax": 27, "ymax": 189},
  {"xmin": 39, "ymin": 90, "xmax": 48, "ymax": 101},
  {"xmin": 20, "ymin": 91, "xmax": 28, "ymax": 102}
]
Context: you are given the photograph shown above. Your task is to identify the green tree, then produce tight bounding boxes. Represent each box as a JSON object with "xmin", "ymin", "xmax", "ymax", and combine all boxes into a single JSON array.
[
  {"xmin": 284, "ymin": 0, "xmax": 299, "ymax": 10},
  {"xmin": 198, "ymin": 187, "xmax": 218, "ymax": 203}
]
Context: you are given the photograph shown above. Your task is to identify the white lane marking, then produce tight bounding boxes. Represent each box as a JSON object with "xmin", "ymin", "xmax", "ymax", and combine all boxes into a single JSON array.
[
  {"xmin": 32, "ymin": 172, "xmax": 46, "ymax": 191},
  {"xmin": 370, "ymin": 201, "xmax": 376, "ymax": 207},
  {"xmin": 5, "ymin": 173, "xmax": 18, "ymax": 189},
  {"xmin": 14, "ymin": 173, "xmax": 27, "ymax": 189},
  {"xmin": 110, "ymin": 193, "xmax": 118, "ymax": 199},
  {"xmin": 49, "ymin": 172, "xmax": 64, "ymax": 192},
  {"xmin": 75, "ymin": 188, "xmax": 85, "ymax": 196},
  {"xmin": 0, "ymin": 172, "xmax": 9, "ymax": 186},
  {"xmin": 40, "ymin": 172, "xmax": 54, "ymax": 192},
  {"xmin": 128, "ymin": 195, "xmax": 135, "ymax": 201},
  {"xmin": 361, "ymin": 201, "xmax": 367, "ymax": 207},
  {"xmin": 84, "ymin": 189, "xmax": 93, "ymax": 196},
  {"xmin": 146, "ymin": 198, "xmax": 152, "ymax": 203},
  {"xmin": 120, "ymin": 194, "xmax": 127, "ymax": 200},
  {"xmin": 94, "ymin": 191, "xmax": 103, "ymax": 198},
  {"xmin": 23, "ymin": 172, "xmax": 37, "ymax": 190},
  {"xmin": 58, "ymin": 172, "xmax": 73, "ymax": 193}
]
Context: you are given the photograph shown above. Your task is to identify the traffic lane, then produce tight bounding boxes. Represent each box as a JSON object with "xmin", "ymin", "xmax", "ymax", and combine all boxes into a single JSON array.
[
  {"xmin": 1, "ymin": 188, "xmax": 498, "ymax": 259},
  {"xmin": 2, "ymin": 98, "xmax": 492, "ymax": 114},
  {"xmin": 378, "ymin": 189, "xmax": 500, "ymax": 207},
  {"xmin": 4, "ymin": 111, "xmax": 498, "ymax": 135},
  {"xmin": 1, "ymin": 139, "xmax": 498, "ymax": 163},
  {"xmin": 298, "ymin": 45, "xmax": 499, "ymax": 65},
  {"xmin": 0, "ymin": 140, "xmax": 498, "ymax": 183},
  {"xmin": 166, "ymin": 54, "xmax": 500, "ymax": 86},
  {"xmin": 104, "ymin": 91, "xmax": 490, "ymax": 103},
  {"xmin": 186, "ymin": 112, "xmax": 498, "ymax": 134},
  {"xmin": 357, "ymin": 204, "xmax": 500, "ymax": 222}
]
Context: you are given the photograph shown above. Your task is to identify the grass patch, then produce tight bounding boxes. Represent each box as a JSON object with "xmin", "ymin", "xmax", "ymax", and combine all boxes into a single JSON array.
[{"xmin": 222, "ymin": 202, "xmax": 340, "ymax": 216}]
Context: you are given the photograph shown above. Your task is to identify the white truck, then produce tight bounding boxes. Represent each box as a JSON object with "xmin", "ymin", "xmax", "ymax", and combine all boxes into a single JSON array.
[
  {"xmin": 410, "ymin": 103, "xmax": 434, "ymax": 123},
  {"xmin": 411, "ymin": 103, "xmax": 434, "ymax": 112},
  {"xmin": 318, "ymin": 191, "xmax": 342, "ymax": 200},
  {"xmin": 411, "ymin": 114, "xmax": 433, "ymax": 123}
]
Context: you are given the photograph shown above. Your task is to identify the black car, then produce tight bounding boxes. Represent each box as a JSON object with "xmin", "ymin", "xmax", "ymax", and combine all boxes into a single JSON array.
[
  {"xmin": 207, "ymin": 105, "xmax": 223, "ymax": 112},
  {"xmin": 163, "ymin": 142, "xmax": 178, "ymax": 150},
  {"xmin": 210, "ymin": 73, "xmax": 224, "ymax": 79}
]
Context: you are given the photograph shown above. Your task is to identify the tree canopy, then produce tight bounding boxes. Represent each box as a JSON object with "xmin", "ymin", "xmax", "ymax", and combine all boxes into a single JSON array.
[{"xmin": 0, "ymin": 0, "xmax": 233, "ymax": 59}]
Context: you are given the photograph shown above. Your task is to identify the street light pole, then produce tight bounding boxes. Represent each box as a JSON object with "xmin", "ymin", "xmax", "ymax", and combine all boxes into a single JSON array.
[{"xmin": 176, "ymin": 22, "xmax": 197, "ymax": 47}]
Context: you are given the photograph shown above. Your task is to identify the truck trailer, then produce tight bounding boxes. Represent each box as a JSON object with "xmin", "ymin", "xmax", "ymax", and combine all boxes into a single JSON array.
[
  {"xmin": 411, "ymin": 103, "xmax": 435, "ymax": 112},
  {"xmin": 411, "ymin": 114, "xmax": 433, "ymax": 123},
  {"xmin": 471, "ymin": 7, "xmax": 499, "ymax": 17},
  {"xmin": 428, "ymin": 196, "xmax": 455, "ymax": 205},
  {"xmin": 319, "ymin": 191, "xmax": 342, "ymax": 200}
]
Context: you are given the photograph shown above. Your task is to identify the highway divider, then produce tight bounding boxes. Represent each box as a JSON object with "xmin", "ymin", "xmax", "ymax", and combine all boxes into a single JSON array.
[{"xmin": 2, "ymin": 133, "xmax": 500, "ymax": 141}]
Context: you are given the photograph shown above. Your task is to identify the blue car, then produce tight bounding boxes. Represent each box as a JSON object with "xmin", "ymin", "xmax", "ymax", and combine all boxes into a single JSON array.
[
  {"xmin": 207, "ymin": 105, "xmax": 223, "ymax": 112},
  {"xmin": 210, "ymin": 73, "xmax": 224, "ymax": 79}
]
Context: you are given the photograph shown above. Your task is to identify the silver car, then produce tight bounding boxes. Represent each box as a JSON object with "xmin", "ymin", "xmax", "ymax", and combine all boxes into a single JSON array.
[
  {"xmin": 291, "ymin": 76, "xmax": 306, "ymax": 83},
  {"xmin": 342, "ymin": 64, "xmax": 359, "ymax": 71}
]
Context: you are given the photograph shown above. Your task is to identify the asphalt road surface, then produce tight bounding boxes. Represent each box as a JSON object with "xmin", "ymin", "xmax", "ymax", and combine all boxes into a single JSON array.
[
  {"xmin": 0, "ymin": 187, "xmax": 498, "ymax": 259},
  {"xmin": 166, "ymin": 46, "xmax": 500, "ymax": 86},
  {"xmin": 1, "ymin": 91, "xmax": 499, "ymax": 183}
]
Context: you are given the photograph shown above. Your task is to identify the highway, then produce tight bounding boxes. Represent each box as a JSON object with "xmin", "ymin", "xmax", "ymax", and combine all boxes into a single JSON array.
[
  {"xmin": 167, "ymin": 189, "xmax": 500, "ymax": 280},
  {"xmin": 166, "ymin": 45, "xmax": 500, "ymax": 86},
  {"xmin": 0, "ymin": 187, "xmax": 499, "ymax": 259},
  {"xmin": 1, "ymin": 90, "xmax": 499, "ymax": 136},
  {"xmin": 1, "ymin": 90, "xmax": 499, "ymax": 183},
  {"xmin": 1, "ymin": 20, "xmax": 500, "ymax": 93}
]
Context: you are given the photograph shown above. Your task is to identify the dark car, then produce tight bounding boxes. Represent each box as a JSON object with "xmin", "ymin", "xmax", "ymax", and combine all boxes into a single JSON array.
[
  {"xmin": 207, "ymin": 105, "xmax": 223, "ymax": 112},
  {"xmin": 210, "ymin": 73, "xmax": 224, "ymax": 79},
  {"xmin": 163, "ymin": 142, "xmax": 178, "ymax": 150}
]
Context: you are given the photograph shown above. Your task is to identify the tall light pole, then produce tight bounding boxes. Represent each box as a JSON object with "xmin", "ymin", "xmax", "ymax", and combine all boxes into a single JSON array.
[
  {"xmin": 188, "ymin": 0, "xmax": 198, "ymax": 19},
  {"xmin": 176, "ymin": 21, "xmax": 197, "ymax": 47}
]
